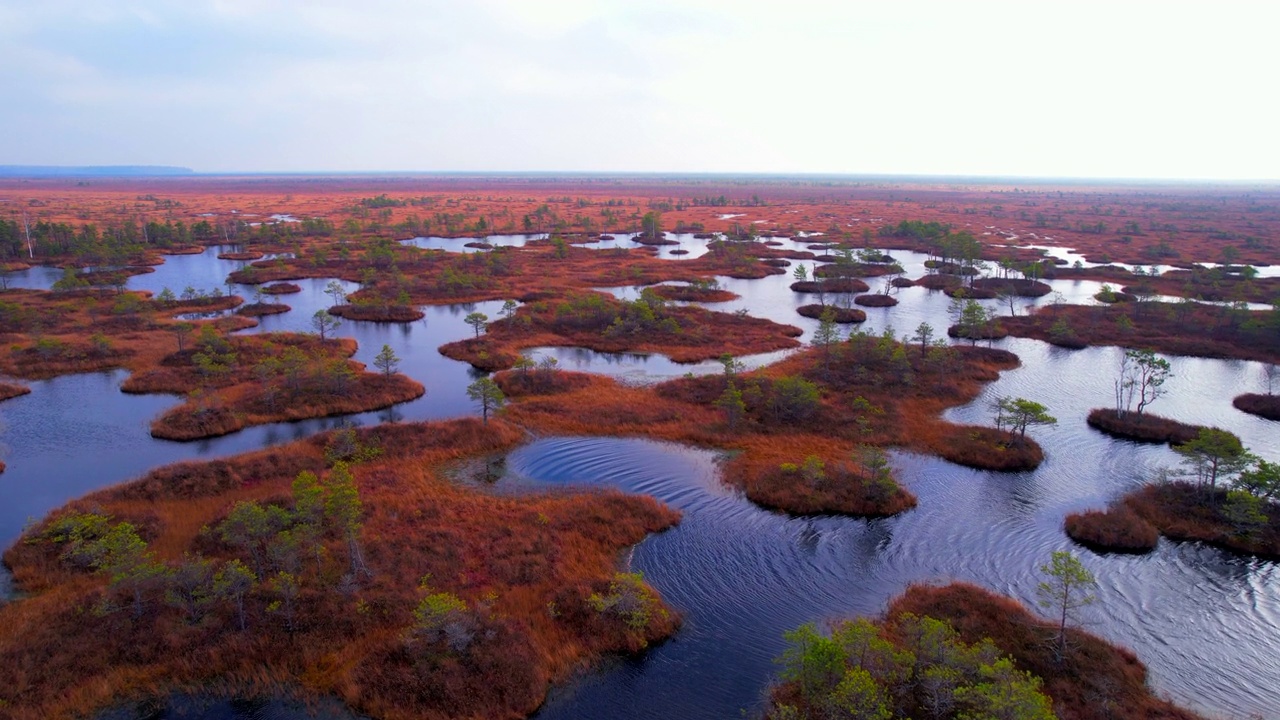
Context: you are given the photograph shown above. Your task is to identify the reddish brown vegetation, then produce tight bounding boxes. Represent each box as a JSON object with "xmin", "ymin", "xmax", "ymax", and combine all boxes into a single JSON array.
[
  {"xmin": 0, "ymin": 418, "xmax": 683, "ymax": 720},
  {"xmin": 790, "ymin": 278, "xmax": 870, "ymax": 294},
  {"xmin": 261, "ymin": 283, "xmax": 302, "ymax": 295},
  {"xmin": 971, "ymin": 277, "xmax": 1052, "ymax": 297},
  {"xmin": 0, "ymin": 289, "xmax": 247, "ymax": 381},
  {"xmin": 122, "ymin": 335, "xmax": 425, "ymax": 441},
  {"xmin": 6, "ymin": 176, "xmax": 1280, "ymax": 268},
  {"xmin": 935, "ymin": 425, "xmax": 1044, "ymax": 472},
  {"xmin": 796, "ymin": 304, "xmax": 865, "ymax": 323},
  {"xmin": 854, "ymin": 293, "xmax": 898, "ymax": 307},
  {"xmin": 887, "ymin": 584, "xmax": 1206, "ymax": 720},
  {"xmin": 1233, "ymin": 393, "xmax": 1280, "ymax": 421},
  {"xmin": 217, "ymin": 251, "xmax": 265, "ymax": 261},
  {"xmin": 1123, "ymin": 482, "xmax": 1280, "ymax": 559},
  {"xmin": 1004, "ymin": 303, "xmax": 1280, "ymax": 364},
  {"xmin": 1085, "ymin": 408, "xmax": 1205, "ymax": 445},
  {"xmin": 1064, "ymin": 506, "xmax": 1159, "ymax": 554},
  {"xmin": 0, "ymin": 381, "xmax": 31, "ymax": 402},
  {"xmin": 328, "ymin": 304, "xmax": 426, "ymax": 323},
  {"xmin": 439, "ymin": 291, "xmax": 802, "ymax": 371},
  {"xmin": 236, "ymin": 302, "xmax": 290, "ymax": 317},
  {"xmin": 499, "ymin": 335, "xmax": 1032, "ymax": 515},
  {"xmin": 645, "ymin": 284, "xmax": 738, "ymax": 303}
]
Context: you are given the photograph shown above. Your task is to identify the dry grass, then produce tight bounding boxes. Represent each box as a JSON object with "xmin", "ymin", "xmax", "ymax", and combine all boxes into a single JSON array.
[
  {"xmin": 439, "ymin": 291, "xmax": 802, "ymax": 371},
  {"xmin": 1233, "ymin": 393, "xmax": 1280, "ymax": 421},
  {"xmin": 1064, "ymin": 506, "xmax": 1159, "ymax": 554},
  {"xmin": 1004, "ymin": 303, "xmax": 1280, "ymax": 365},
  {"xmin": 1123, "ymin": 482, "xmax": 1280, "ymax": 559},
  {"xmin": 0, "ymin": 418, "xmax": 684, "ymax": 720},
  {"xmin": 1085, "ymin": 408, "xmax": 1205, "ymax": 445}
]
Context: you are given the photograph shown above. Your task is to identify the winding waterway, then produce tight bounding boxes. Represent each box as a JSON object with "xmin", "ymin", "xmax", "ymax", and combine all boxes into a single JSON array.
[{"xmin": 1, "ymin": 235, "xmax": 1277, "ymax": 719}]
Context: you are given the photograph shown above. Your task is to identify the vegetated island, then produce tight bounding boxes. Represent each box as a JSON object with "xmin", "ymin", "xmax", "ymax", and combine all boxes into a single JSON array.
[
  {"xmin": 439, "ymin": 289, "xmax": 802, "ymax": 372},
  {"xmin": 1233, "ymin": 391, "xmax": 1280, "ymax": 421},
  {"xmin": 0, "ymin": 419, "xmax": 681, "ymax": 720},
  {"xmin": 494, "ymin": 325, "xmax": 1041, "ymax": 519},
  {"xmin": 1002, "ymin": 301, "xmax": 1280, "ymax": 364},
  {"xmin": 764, "ymin": 582, "xmax": 1205, "ymax": 719},
  {"xmin": 0, "ymin": 288, "xmax": 421, "ymax": 442},
  {"xmin": 123, "ymin": 332, "xmax": 424, "ymax": 441},
  {"xmin": 1067, "ymin": 430, "xmax": 1279, "ymax": 557}
]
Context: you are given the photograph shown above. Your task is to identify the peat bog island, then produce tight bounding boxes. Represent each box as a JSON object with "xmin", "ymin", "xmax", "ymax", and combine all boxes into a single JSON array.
[{"xmin": 2, "ymin": 4, "xmax": 1279, "ymax": 720}]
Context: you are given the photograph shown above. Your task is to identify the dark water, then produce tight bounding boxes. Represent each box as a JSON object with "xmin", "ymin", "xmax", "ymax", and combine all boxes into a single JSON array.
[{"xmin": 1, "ymin": 238, "xmax": 1277, "ymax": 719}]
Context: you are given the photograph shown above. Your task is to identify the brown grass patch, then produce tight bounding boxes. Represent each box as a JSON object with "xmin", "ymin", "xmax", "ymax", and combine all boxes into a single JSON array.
[
  {"xmin": 0, "ymin": 418, "xmax": 684, "ymax": 720},
  {"xmin": 1233, "ymin": 393, "xmax": 1280, "ymax": 421},
  {"xmin": 1064, "ymin": 506, "xmax": 1159, "ymax": 554}
]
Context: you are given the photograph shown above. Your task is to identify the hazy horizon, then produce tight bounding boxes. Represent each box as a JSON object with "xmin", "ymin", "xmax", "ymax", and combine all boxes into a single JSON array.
[{"xmin": 3, "ymin": 1, "xmax": 1278, "ymax": 180}]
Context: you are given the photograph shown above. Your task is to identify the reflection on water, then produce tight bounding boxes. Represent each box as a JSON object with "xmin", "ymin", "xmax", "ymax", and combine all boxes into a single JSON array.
[
  {"xmin": 505, "ymin": 437, "xmax": 1279, "ymax": 720},
  {"xmin": 1, "ymin": 239, "xmax": 1278, "ymax": 719}
]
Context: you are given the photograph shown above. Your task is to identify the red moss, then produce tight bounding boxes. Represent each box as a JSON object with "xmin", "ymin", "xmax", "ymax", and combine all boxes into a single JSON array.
[
  {"xmin": 1233, "ymin": 393, "xmax": 1280, "ymax": 421},
  {"xmin": 935, "ymin": 426, "xmax": 1044, "ymax": 471},
  {"xmin": 1004, "ymin": 303, "xmax": 1280, "ymax": 364},
  {"xmin": 151, "ymin": 373, "xmax": 425, "ymax": 441},
  {"xmin": 790, "ymin": 278, "xmax": 870, "ymax": 294},
  {"xmin": 217, "ymin": 251, "xmax": 265, "ymax": 260},
  {"xmin": 731, "ymin": 456, "xmax": 916, "ymax": 518},
  {"xmin": 235, "ymin": 302, "xmax": 290, "ymax": 317},
  {"xmin": 647, "ymin": 285, "xmax": 739, "ymax": 303},
  {"xmin": 0, "ymin": 418, "xmax": 684, "ymax": 720},
  {"xmin": 261, "ymin": 282, "xmax": 301, "ymax": 295},
  {"xmin": 853, "ymin": 293, "xmax": 898, "ymax": 307},
  {"xmin": 796, "ymin": 304, "xmax": 865, "ymax": 323},
  {"xmin": 1124, "ymin": 482, "xmax": 1280, "ymax": 559},
  {"xmin": 1064, "ymin": 506, "xmax": 1159, "ymax": 554},
  {"xmin": 1085, "ymin": 408, "xmax": 1207, "ymax": 445},
  {"xmin": 439, "ymin": 292, "xmax": 802, "ymax": 371},
  {"xmin": 971, "ymin": 277, "xmax": 1052, "ymax": 297},
  {"xmin": 328, "ymin": 304, "xmax": 426, "ymax": 323}
]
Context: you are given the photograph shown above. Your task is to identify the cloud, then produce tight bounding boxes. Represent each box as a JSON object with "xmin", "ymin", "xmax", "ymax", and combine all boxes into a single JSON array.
[{"xmin": 0, "ymin": 0, "xmax": 1277, "ymax": 178}]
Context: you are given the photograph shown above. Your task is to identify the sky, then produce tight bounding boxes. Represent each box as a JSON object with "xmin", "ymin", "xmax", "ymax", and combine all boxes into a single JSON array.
[{"xmin": 1, "ymin": 1, "xmax": 1278, "ymax": 179}]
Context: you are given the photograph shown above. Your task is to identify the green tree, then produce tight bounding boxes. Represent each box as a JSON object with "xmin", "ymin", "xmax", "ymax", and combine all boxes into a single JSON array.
[
  {"xmin": 715, "ymin": 382, "xmax": 746, "ymax": 431},
  {"xmin": 373, "ymin": 344, "xmax": 400, "ymax": 376},
  {"xmin": 1113, "ymin": 349, "xmax": 1172, "ymax": 416},
  {"xmin": 1174, "ymin": 428, "xmax": 1252, "ymax": 494},
  {"xmin": 827, "ymin": 667, "xmax": 891, "ymax": 720},
  {"xmin": 1035, "ymin": 551, "xmax": 1097, "ymax": 660},
  {"xmin": 464, "ymin": 311, "xmax": 489, "ymax": 338},
  {"xmin": 1221, "ymin": 490, "xmax": 1268, "ymax": 537},
  {"xmin": 1235, "ymin": 459, "xmax": 1280, "ymax": 500},
  {"xmin": 641, "ymin": 211, "xmax": 662, "ymax": 239},
  {"xmin": 217, "ymin": 501, "xmax": 291, "ymax": 576},
  {"xmin": 164, "ymin": 554, "xmax": 215, "ymax": 624},
  {"xmin": 324, "ymin": 279, "xmax": 348, "ymax": 307},
  {"xmin": 767, "ymin": 375, "xmax": 821, "ymax": 424},
  {"xmin": 412, "ymin": 586, "xmax": 474, "ymax": 651},
  {"xmin": 213, "ymin": 559, "xmax": 256, "ymax": 631},
  {"xmin": 311, "ymin": 309, "xmax": 340, "ymax": 341},
  {"xmin": 467, "ymin": 376, "xmax": 505, "ymax": 423},
  {"xmin": 812, "ymin": 308, "xmax": 842, "ymax": 376},
  {"xmin": 325, "ymin": 462, "xmax": 369, "ymax": 579},
  {"xmin": 992, "ymin": 397, "xmax": 1057, "ymax": 440},
  {"xmin": 173, "ymin": 322, "xmax": 195, "ymax": 351}
]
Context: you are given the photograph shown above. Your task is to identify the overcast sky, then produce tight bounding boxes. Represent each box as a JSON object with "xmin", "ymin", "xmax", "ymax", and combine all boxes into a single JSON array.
[{"xmin": 2, "ymin": 1, "xmax": 1277, "ymax": 179}]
